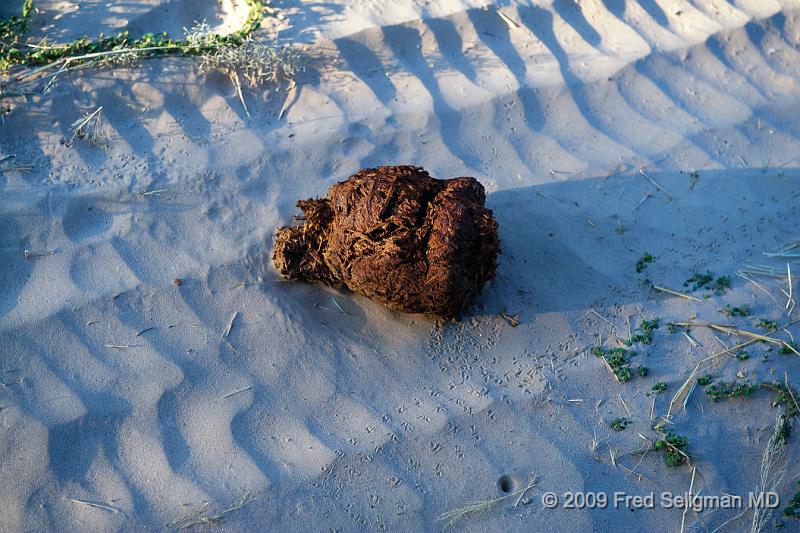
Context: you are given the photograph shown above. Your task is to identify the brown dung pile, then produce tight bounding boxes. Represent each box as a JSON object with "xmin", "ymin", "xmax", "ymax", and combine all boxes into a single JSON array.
[{"xmin": 272, "ymin": 165, "xmax": 500, "ymax": 318}]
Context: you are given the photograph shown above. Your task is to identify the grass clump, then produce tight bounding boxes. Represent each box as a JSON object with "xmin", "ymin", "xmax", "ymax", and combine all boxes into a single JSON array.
[
  {"xmin": 705, "ymin": 381, "xmax": 756, "ymax": 402},
  {"xmin": 592, "ymin": 346, "xmax": 646, "ymax": 383},
  {"xmin": 0, "ymin": 0, "xmax": 33, "ymax": 70},
  {"xmin": 735, "ymin": 349, "xmax": 750, "ymax": 361},
  {"xmin": 762, "ymin": 382, "xmax": 799, "ymax": 418},
  {"xmin": 635, "ymin": 253, "xmax": 653, "ymax": 273},
  {"xmin": 650, "ymin": 382, "xmax": 668, "ymax": 394},
  {"xmin": 697, "ymin": 374, "xmax": 714, "ymax": 386},
  {"xmin": 625, "ymin": 319, "xmax": 659, "ymax": 346},
  {"xmin": 655, "ymin": 431, "xmax": 689, "ymax": 468},
  {"xmin": 684, "ymin": 271, "xmax": 713, "ymax": 291},
  {"xmin": 610, "ymin": 417, "xmax": 630, "ymax": 431},
  {"xmin": 2, "ymin": 0, "xmax": 268, "ymax": 71},
  {"xmin": 757, "ymin": 319, "xmax": 780, "ymax": 332},
  {"xmin": 683, "ymin": 271, "xmax": 731, "ymax": 294},
  {"xmin": 779, "ymin": 342, "xmax": 798, "ymax": 355},
  {"xmin": 721, "ymin": 304, "xmax": 750, "ymax": 317},
  {"xmin": 186, "ymin": 21, "xmax": 301, "ymax": 87}
]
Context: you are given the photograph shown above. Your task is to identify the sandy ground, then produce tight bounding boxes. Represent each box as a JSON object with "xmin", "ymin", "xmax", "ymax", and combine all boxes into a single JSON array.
[{"xmin": 2, "ymin": 0, "xmax": 800, "ymax": 531}]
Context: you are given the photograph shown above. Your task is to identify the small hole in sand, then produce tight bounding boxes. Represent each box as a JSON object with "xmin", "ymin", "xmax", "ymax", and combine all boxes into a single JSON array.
[{"xmin": 498, "ymin": 474, "xmax": 514, "ymax": 494}]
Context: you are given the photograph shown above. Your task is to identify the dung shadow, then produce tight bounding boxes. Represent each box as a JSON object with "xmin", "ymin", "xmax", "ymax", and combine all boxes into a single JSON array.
[
  {"xmin": 0, "ymin": 215, "xmax": 32, "ymax": 320},
  {"xmin": 478, "ymin": 166, "xmax": 800, "ymax": 319}
]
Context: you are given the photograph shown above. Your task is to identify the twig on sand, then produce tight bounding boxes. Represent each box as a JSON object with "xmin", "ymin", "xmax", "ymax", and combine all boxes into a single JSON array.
[
  {"xmin": 500, "ymin": 312, "xmax": 520, "ymax": 327},
  {"xmin": 632, "ymin": 193, "xmax": 652, "ymax": 214},
  {"xmin": 222, "ymin": 386, "xmax": 252, "ymax": 399},
  {"xmin": 104, "ymin": 343, "xmax": 139, "ymax": 349},
  {"xmin": 679, "ymin": 329, "xmax": 698, "ymax": 347},
  {"xmin": 139, "ymin": 188, "xmax": 168, "ymax": 197},
  {"xmin": 738, "ymin": 271, "xmax": 780, "ymax": 307},
  {"xmin": 330, "ymin": 297, "xmax": 348, "ymax": 315},
  {"xmin": 167, "ymin": 494, "xmax": 256, "ymax": 529},
  {"xmin": 23, "ymin": 249, "xmax": 55, "ymax": 259},
  {"xmin": 639, "ymin": 168, "xmax": 673, "ymax": 198},
  {"xmin": 651, "ymin": 285, "xmax": 702, "ymax": 302},
  {"xmin": 223, "ymin": 311, "xmax": 239, "ymax": 338},
  {"xmin": 0, "ymin": 164, "xmax": 33, "ymax": 173},
  {"xmin": 69, "ymin": 498, "xmax": 122, "ymax": 513},
  {"xmin": 229, "ymin": 69, "xmax": 250, "ymax": 119},
  {"xmin": 680, "ymin": 467, "xmax": 697, "ymax": 533},
  {"xmin": 578, "ymin": 308, "xmax": 612, "ymax": 325},
  {"xmin": 667, "ymin": 317, "xmax": 800, "ymax": 417},
  {"xmin": 438, "ymin": 478, "xmax": 539, "ymax": 526},
  {"xmin": 668, "ymin": 338, "xmax": 756, "ymax": 418},
  {"xmin": 496, "ymin": 10, "xmax": 521, "ymax": 29},
  {"xmin": 672, "ymin": 321, "xmax": 799, "ymax": 355},
  {"xmin": 618, "ymin": 393, "xmax": 633, "ymax": 418},
  {"xmin": 764, "ymin": 238, "xmax": 800, "ymax": 258},
  {"xmin": 278, "ymin": 80, "xmax": 297, "ymax": 120}
]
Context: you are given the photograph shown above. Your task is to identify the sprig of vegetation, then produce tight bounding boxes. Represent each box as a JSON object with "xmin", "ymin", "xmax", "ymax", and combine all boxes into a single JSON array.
[
  {"xmin": 683, "ymin": 271, "xmax": 731, "ymax": 294},
  {"xmin": 735, "ymin": 349, "xmax": 750, "ymax": 361},
  {"xmin": 721, "ymin": 304, "xmax": 750, "ymax": 317},
  {"xmin": 762, "ymin": 381, "xmax": 799, "ymax": 418},
  {"xmin": 635, "ymin": 253, "xmax": 653, "ymax": 273},
  {"xmin": 650, "ymin": 382, "xmax": 668, "ymax": 394},
  {"xmin": 1, "ymin": 0, "xmax": 275, "ymax": 72},
  {"xmin": 0, "ymin": 0, "xmax": 33, "ymax": 70},
  {"xmin": 697, "ymin": 374, "xmax": 713, "ymax": 386},
  {"xmin": 655, "ymin": 431, "xmax": 689, "ymax": 468},
  {"xmin": 610, "ymin": 417, "xmax": 630, "ymax": 431},
  {"xmin": 625, "ymin": 319, "xmax": 659, "ymax": 346},
  {"xmin": 757, "ymin": 319, "xmax": 779, "ymax": 332},
  {"xmin": 592, "ymin": 346, "xmax": 647, "ymax": 383},
  {"xmin": 705, "ymin": 381, "xmax": 756, "ymax": 402},
  {"xmin": 779, "ymin": 342, "xmax": 798, "ymax": 355},
  {"xmin": 684, "ymin": 271, "xmax": 714, "ymax": 291}
]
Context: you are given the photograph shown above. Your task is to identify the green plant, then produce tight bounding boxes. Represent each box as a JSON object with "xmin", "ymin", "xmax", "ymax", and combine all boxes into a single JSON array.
[
  {"xmin": 721, "ymin": 304, "xmax": 750, "ymax": 317},
  {"xmin": 650, "ymin": 382, "xmax": 668, "ymax": 394},
  {"xmin": 1, "ymin": 0, "xmax": 281, "ymax": 73},
  {"xmin": 610, "ymin": 417, "xmax": 630, "ymax": 431},
  {"xmin": 0, "ymin": 0, "xmax": 34, "ymax": 70},
  {"xmin": 762, "ymin": 382, "xmax": 799, "ymax": 418},
  {"xmin": 712, "ymin": 276, "xmax": 731, "ymax": 294},
  {"xmin": 684, "ymin": 271, "xmax": 713, "ymax": 291},
  {"xmin": 683, "ymin": 271, "xmax": 730, "ymax": 294},
  {"xmin": 779, "ymin": 342, "xmax": 798, "ymax": 355},
  {"xmin": 705, "ymin": 381, "xmax": 756, "ymax": 401},
  {"xmin": 626, "ymin": 319, "xmax": 659, "ymax": 345},
  {"xmin": 655, "ymin": 431, "xmax": 689, "ymax": 468},
  {"xmin": 758, "ymin": 319, "xmax": 780, "ymax": 332},
  {"xmin": 697, "ymin": 374, "xmax": 714, "ymax": 386},
  {"xmin": 735, "ymin": 349, "xmax": 750, "ymax": 361},
  {"xmin": 635, "ymin": 253, "xmax": 653, "ymax": 273},
  {"xmin": 592, "ymin": 346, "xmax": 645, "ymax": 383}
]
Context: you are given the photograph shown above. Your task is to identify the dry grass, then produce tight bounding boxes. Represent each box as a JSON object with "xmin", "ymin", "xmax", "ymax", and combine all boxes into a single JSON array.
[
  {"xmin": 167, "ymin": 493, "xmax": 256, "ymax": 529},
  {"xmin": 750, "ymin": 412, "xmax": 787, "ymax": 533},
  {"xmin": 67, "ymin": 106, "xmax": 104, "ymax": 147},
  {"xmin": 438, "ymin": 478, "xmax": 538, "ymax": 526}
]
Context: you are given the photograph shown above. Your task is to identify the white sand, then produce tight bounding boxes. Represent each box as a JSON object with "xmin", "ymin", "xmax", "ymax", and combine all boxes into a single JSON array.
[{"xmin": 2, "ymin": 1, "xmax": 800, "ymax": 531}]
